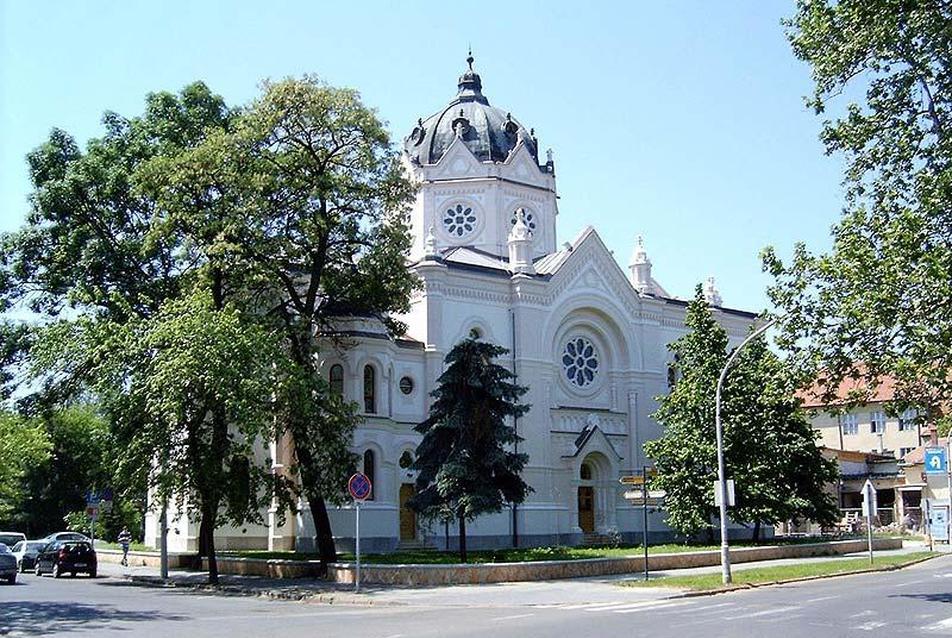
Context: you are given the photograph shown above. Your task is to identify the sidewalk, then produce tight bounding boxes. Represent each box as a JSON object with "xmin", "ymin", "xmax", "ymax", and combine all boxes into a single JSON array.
[{"xmin": 101, "ymin": 540, "xmax": 941, "ymax": 608}]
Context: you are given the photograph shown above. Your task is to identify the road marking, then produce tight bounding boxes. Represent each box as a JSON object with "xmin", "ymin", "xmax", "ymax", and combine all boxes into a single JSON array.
[
  {"xmin": 803, "ymin": 595, "xmax": 839, "ymax": 603},
  {"xmin": 925, "ymin": 616, "xmax": 952, "ymax": 632},
  {"xmin": 722, "ymin": 605, "xmax": 801, "ymax": 620},
  {"xmin": 853, "ymin": 621, "xmax": 886, "ymax": 631},
  {"xmin": 492, "ymin": 613, "xmax": 534, "ymax": 622},
  {"xmin": 613, "ymin": 601, "xmax": 692, "ymax": 614}
]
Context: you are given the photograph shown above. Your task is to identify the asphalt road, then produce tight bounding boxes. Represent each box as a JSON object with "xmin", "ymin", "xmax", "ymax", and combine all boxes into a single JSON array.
[{"xmin": 3, "ymin": 555, "xmax": 952, "ymax": 637}]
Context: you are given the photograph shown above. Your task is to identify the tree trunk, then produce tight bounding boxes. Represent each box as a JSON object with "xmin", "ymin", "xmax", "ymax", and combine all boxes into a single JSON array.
[
  {"xmin": 291, "ymin": 433, "xmax": 337, "ymax": 569},
  {"xmin": 706, "ymin": 524, "xmax": 716, "ymax": 545},
  {"xmin": 198, "ymin": 517, "xmax": 210, "ymax": 558},
  {"xmin": 203, "ymin": 506, "xmax": 219, "ymax": 586},
  {"xmin": 752, "ymin": 520, "xmax": 761, "ymax": 542},
  {"xmin": 458, "ymin": 510, "xmax": 467, "ymax": 563}
]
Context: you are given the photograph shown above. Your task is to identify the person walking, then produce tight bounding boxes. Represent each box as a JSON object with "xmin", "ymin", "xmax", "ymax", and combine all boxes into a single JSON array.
[{"xmin": 117, "ymin": 526, "xmax": 132, "ymax": 567}]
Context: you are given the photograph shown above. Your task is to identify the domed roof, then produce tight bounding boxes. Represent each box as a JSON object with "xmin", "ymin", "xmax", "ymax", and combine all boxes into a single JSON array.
[{"xmin": 404, "ymin": 54, "xmax": 539, "ymax": 166}]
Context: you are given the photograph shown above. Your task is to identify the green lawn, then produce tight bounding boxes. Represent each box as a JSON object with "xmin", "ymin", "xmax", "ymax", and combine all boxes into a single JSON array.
[
  {"xmin": 621, "ymin": 551, "xmax": 937, "ymax": 591},
  {"xmin": 95, "ymin": 541, "xmax": 153, "ymax": 553},
  {"xmin": 219, "ymin": 536, "xmax": 876, "ymax": 565}
]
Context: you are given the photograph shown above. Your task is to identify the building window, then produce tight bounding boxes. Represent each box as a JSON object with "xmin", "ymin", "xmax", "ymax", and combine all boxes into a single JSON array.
[
  {"xmin": 870, "ymin": 411, "xmax": 886, "ymax": 434},
  {"xmin": 363, "ymin": 365, "xmax": 376, "ymax": 414},
  {"xmin": 510, "ymin": 209, "xmax": 537, "ymax": 232},
  {"xmin": 399, "ymin": 376, "xmax": 414, "ymax": 395},
  {"xmin": 899, "ymin": 408, "xmax": 917, "ymax": 432},
  {"xmin": 667, "ymin": 354, "xmax": 680, "ymax": 390},
  {"xmin": 561, "ymin": 336, "xmax": 599, "ymax": 388},
  {"xmin": 899, "ymin": 447, "xmax": 914, "ymax": 459},
  {"xmin": 442, "ymin": 203, "xmax": 478, "ymax": 238},
  {"xmin": 580, "ymin": 463, "xmax": 593, "ymax": 481},
  {"xmin": 842, "ymin": 413, "xmax": 859, "ymax": 435},
  {"xmin": 329, "ymin": 364, "xmax": 344, "ymax": 396},
  {"xmin": 399, "ymin": 450, "xmax": 414, "ymax": 469},
  {"xmin": 362, "ymin": 449, "xmax": 375, "ymax": 501}
]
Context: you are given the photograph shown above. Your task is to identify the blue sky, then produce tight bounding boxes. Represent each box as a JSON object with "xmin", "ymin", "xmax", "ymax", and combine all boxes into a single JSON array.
[{"xmin": 0, "ymin": 1, "xmax": 843, "ymax": 313}]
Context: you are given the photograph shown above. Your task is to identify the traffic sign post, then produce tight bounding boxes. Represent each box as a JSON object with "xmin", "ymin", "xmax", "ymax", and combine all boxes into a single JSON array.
[
  {"xmin": 862, "ymin": 478, "xmax": 876, "ymax": 564},
  {"xmin": 348, "ymin": 473, "xmax": 373, "ymax": 593},
  {"xmin": 620, "ymin": 469, "xmax": 664, "ymax": 582}
]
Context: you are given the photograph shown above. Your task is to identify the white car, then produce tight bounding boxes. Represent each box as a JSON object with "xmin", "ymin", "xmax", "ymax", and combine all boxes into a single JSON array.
[
  {"xmin": 0, "ymin": 544, "xmax": 16, "ymax": 584},
  {"xmin": 11, "ymin": 540, "xmax": 46, "ymax": 573}
]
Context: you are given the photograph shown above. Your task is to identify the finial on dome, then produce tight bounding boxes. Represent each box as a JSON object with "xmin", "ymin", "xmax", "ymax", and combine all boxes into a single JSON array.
[{"xmin": 467, "ymin": 48, "xmax": 474, "ymax": 71}]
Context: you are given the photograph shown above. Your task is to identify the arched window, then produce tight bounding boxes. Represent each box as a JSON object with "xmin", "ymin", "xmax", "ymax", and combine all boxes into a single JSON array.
[
  {"xmin": 363, "ymin": 365, "xmax": 376, "ymax": 414},
  {"xmin": 580, "ymin": 463, "xmax": 593, "ymax": 481},
  {"xmin": 363, "ymin": 449, "xmax": 376, "ymax": 501},
  {"xmin": 329, "ymin": 364, "xmax": 344, "ymax": 396}
]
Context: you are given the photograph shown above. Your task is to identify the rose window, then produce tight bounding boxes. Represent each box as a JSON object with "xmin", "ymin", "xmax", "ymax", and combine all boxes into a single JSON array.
[
  {"xmin": 443, "ymin": 204, "xmax": 478, "ymax": 238},
  {"xmin": 562, "ymin": 337, "xmax": 599, "ymax": 388},
  {"xmin": 510, "ymin": 210, "xmax": 536, "ymax": 232}
]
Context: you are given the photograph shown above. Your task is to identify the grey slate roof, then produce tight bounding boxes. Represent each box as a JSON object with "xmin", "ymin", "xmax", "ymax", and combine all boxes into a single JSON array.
[{"xmin": 404, "ymin": 55, "xmax": 541, "ymax": 166}]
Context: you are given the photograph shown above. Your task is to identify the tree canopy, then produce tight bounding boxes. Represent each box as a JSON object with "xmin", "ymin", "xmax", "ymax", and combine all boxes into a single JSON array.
[
  {"xmin": 645, "ymin": 288, "xmax": 838, "ymax": 540},
  {"xmin": 763, "ymin": 0, "xmax": 952, "ymax": 427},
  {"xmin": 409, "ymin": 335, "xmax": 531, "ymax": 562}
]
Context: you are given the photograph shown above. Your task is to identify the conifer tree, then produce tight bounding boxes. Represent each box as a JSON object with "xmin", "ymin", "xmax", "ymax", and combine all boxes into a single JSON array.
[
  {"xmin": 409, "ymin": 334, "xmax": 531, "ymax": 562},
  {"xmin": 646, "ymin": 287, "xmax": 838, "ymax": 540}
]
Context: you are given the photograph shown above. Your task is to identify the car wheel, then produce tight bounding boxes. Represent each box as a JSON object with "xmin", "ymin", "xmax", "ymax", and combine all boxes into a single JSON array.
[
  {"xmin": 89, "ymin": 569, "xmax": 96, "ymax": 578},
  {"xmin": 52, "ymin": 562, "xmax": 61, "ymax": 579},
  {"xmin": 7, "ymin": 575, "xmax": 15, "ymax": 585},
  {"xmin": 18, "ymin": 561, "xmax": 24, "ymax": 573},
  {"xmin": 34, "ymin": 562, "xmax": 42, "ymax": 577}
]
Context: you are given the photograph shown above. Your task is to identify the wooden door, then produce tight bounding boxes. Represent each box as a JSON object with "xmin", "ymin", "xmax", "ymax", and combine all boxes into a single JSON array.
[
  {"xmin": 578, "ymin": 486, "xmax": 595, "ymax": 533},
  {"xmin": 399, "ymin": 483, "xmax": 417, "ymax": 541}
]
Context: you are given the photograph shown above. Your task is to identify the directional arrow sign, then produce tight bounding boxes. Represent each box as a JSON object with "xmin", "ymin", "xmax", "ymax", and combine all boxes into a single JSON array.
[{"xmin": 925, "ymin": 447, "xmax": 947, "ymax": 474}]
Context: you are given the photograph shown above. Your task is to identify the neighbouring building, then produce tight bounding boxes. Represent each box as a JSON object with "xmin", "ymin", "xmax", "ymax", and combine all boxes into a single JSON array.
[{"xmin": 146, "ymin": 55, "xmax": 758, "ymax": 553}]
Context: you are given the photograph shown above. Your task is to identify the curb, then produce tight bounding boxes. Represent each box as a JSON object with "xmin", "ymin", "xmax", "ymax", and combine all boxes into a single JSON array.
[
  {"xmin": 661, "ymin": 552, "xmax": 943, "ymax": 599},
  {"xmin": 122, "ymin": 575, "xmax": 406, "ymax": 606}
]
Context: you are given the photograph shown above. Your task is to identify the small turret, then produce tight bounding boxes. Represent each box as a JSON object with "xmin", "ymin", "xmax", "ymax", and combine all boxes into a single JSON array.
[
  {"xmin": 424, "ymin": 224, "xmax": 439, "ymax": 259},
  {"xmin": 629, "ymin": 235, "xmax": 653, "ymax": 294},
  {"xmin": 508, "ymin": 208, "xmax": 535, "ymax": 275},
  {"xmin": 703, "ymin": 276, "xmax": 723, "ymax": 307}
]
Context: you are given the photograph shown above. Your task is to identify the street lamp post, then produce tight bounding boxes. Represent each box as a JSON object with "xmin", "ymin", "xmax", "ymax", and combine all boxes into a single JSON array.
[{"xmin": 715, "ymin": 317, "xmax": 776, "ymax": 585}]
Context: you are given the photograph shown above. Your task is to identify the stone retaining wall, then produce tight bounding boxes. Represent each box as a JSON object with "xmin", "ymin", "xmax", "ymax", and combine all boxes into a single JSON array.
[{"xmin": 326, "ymin": 538, "xmax": 902, "ymax": 586}]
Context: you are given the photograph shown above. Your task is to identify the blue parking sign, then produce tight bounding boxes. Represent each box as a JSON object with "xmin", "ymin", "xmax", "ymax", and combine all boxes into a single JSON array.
[{"xmin": 925, "ymin": 447, "xmax": 947, "ymax": 474}]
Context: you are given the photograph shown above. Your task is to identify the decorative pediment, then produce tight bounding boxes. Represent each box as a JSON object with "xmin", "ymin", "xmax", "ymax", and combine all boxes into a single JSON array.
[
  {"xmin": 426, "ymin": 136, "xmax": 484, "ymax": 180},
  {"xmin": 560, "ymin": 421, "xmax": 624, "ymax": 461},
  {"xmin": 501, "ymin": 143, "xmax": 548, "ymax": 188}
]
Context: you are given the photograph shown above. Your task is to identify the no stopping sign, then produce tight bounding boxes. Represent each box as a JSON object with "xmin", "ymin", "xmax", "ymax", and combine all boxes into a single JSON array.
[{"xmin": 348, "ymin": 472, "xmax": 372, "ymax": 501}]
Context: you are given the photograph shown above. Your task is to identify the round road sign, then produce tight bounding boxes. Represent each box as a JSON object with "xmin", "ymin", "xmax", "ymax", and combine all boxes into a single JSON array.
[{"xmin": 348, "ymin": 472, "xmax": 372, "ymax": 501}]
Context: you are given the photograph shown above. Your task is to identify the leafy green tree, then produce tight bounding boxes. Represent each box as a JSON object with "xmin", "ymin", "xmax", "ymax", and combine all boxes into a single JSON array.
[
  {"xmin": 646, "ymin": 288, "xmax": 838, "ymax": 540},
  {"xmin": 150, "ymin": 76, "xmax": 418, "ymax": 566},
  {"xmin": 0, "ymin": 411, "xmax": 50, "ymax": 520},
  {"xmin": 763, "ymin": 1, "xmax": 952, "ymax": 426},
  {"xmin": 408, "ymin": 335, "xmax": 531, "ymax": 562}
]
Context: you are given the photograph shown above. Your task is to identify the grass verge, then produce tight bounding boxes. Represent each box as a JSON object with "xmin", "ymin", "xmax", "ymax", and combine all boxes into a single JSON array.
[
  {"xmin": 219, "ymin": 536, "xmax": 890, "ymax": 565},
  {"xmin": 621, "ymin": 551, "xmax": 938, "ymax": 591}
]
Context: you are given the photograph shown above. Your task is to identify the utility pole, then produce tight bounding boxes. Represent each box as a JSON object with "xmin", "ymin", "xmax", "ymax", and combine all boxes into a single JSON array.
[{"xmin": 159, "ymin": 498, "xmax": 169, "ymax": 580}]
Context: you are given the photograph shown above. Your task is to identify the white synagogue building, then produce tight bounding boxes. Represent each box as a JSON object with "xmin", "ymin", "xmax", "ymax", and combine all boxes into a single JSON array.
[{"xmin": 148, "ymin": 56, "xmax": 757, "ymax": 553}]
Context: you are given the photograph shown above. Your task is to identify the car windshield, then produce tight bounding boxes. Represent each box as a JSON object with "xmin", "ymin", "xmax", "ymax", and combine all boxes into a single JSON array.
[
  {"xmin": 63, "ymin": 542, "xmax": 91, "ymax": 550},
  {"xmin": 0, "ymin": 544, "xmax": 10, "ymax": 553},
  {"xmin": 27, "ymin": 542, "xmax": 45, "ymax": 551}
]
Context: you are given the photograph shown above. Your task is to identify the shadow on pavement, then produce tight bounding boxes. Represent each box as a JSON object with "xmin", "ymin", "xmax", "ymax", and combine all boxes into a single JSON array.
[
  {"xmin": 0, "ymin": 600, "xmax": 186, "ymax": 636},
  {"xmin": 892, "ymin": 592, "xmax": 952, "ymax": 604}
]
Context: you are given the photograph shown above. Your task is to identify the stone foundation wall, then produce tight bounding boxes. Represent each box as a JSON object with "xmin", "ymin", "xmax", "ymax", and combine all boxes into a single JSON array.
[{"xmin": 96, "ymin": 549, "xmax": 194, "ymax": 569}]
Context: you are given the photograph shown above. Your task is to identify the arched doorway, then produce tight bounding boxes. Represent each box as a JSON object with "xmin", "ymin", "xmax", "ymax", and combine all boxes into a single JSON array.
[{"xmin": 578, "ymin": 460, "xmax": 596, "ymax": 533}]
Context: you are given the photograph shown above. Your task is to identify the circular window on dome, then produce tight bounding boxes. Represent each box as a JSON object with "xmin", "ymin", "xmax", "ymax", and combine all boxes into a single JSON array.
[
  {"xmin": 399, "ymin": 376, "xmax": 414, "ymax": 395},
  {"xmin": 443, "ymin": 204, "xmax": 478, "ymax": 238},
  {"xmin": 510, "ymin": 210, "xmax": 537, "ymax": 232},
  {"xmin": 561, "ymin": 337, "xmax": 599, "ymax": 388}
]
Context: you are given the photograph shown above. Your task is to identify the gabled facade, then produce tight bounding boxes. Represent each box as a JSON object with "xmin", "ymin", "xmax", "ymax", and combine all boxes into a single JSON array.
[{"xmin": 147, "ymin": 55, "xmax": 758, "ymax": 553}]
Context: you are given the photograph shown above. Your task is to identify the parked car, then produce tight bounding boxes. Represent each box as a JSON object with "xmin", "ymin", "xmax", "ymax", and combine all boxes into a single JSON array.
[
  {"xmin": 0, "ymin": 544, "xmax": 16, "ymax": 584},
  {"xmin": 11, "ymin": 540, "xmax": 46, "ymax": 573},
  {"xmin": 0, "ymin": 532, "xmax": 26, "ymax": 548},
  {"xmin": 34, "ymin": 540, "xmax": 97, "ymax": 578},
  {"xmin": 41, "ymin": 532, "xmax": 90, "ymax": 544}
]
